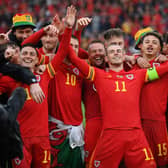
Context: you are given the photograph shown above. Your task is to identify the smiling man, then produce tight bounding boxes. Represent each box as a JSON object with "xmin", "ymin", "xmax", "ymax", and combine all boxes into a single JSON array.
[
  {"xmin": 0, "ymin": 5, "xmax": 76, "ymax": 168},
  {"xmin": 8, "ymin": 13, "xmax": 36, "ymax": 48},
  {"xmin": 68, "ymin": 42, "xmax": 168, "ymax": 167},
  {"xmin": 88, "ymin": 40, "xmax": 106, "ymax": 69},
  {"xmin": 83, "ymin": 40, "xmax": 106, "ymax": 167},
  {"xmin": 134, "ymin": 28, "xmax": 168, "ymax": 168}
]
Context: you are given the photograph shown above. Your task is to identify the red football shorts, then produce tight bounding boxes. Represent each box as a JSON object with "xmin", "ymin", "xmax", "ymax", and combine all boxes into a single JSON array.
[
  {"xmin": 142, "ymin": 119, "xmax": 168, "ymax": 166},
  {"xmin": 89, "ymin": 129, "xmax": 156, "ymax": 168},
  {"xmin": 84, "ymin": 117, "xmax": 102, "ymax": 163},
  {"xmin": 12, "ymin": 136, "xmax": 51, "ymax": 168}
]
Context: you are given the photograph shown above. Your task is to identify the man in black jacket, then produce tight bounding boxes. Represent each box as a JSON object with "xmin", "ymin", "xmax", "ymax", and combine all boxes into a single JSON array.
[
  {"xmin": 0, "ymin": 43, "xmax": 37, "ymax": 86},
  {"xmin": 0, "ymin": 87, "xmax": 27, "ymax": 167}
]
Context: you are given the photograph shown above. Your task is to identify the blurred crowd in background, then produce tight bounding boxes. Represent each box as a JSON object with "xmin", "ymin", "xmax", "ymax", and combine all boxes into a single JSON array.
[{"xmin": 0, "ymin": 0, "xmax": 167, "ymax": 53}]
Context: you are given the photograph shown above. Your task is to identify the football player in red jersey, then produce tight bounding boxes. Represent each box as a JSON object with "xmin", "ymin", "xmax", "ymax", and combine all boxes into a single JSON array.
[
  {"xmin": 48, "ymin": 17, "xmax": 92, "ymax": 168},
  {"xmin": 48, "ymin": 33, "xmax": 85, "ymax": 168},
  {"xmin": 83, "ymin": 40, "xmax": 106, "ymax": 167},
  {"xmin": 134, "ymin": 28, "xmax": 168, "ymax": 168},
  {"xmin": 21, "ymin": 15, "xmax": 91, "ymax": 168},
  {"xmin": 103, "ymin": 27, "xmax": 137, "ymax": 70},
  {"xmin": 67, "ymin": 41, "xmax": 168, "ymax": 167},
  {"xmin": 0, "ymin": 5, "xmax": 76, "ymax": 168}
]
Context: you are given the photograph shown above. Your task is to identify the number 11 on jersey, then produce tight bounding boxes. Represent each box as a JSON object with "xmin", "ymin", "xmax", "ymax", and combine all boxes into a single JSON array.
[{"xmin": 115, "ymin": 81, "xmax": 127, "ymax": 92}]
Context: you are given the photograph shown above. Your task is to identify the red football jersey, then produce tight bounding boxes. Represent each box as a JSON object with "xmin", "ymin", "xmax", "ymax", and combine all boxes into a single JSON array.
[
  {"xmin": 68, "ymin": 46, "xmax": 168, "ymax": 129},
  {"xmin": 83, "ymin": 80, "xmax": 101, "ymax": 120},
  {"xmin": 68, "ymin": 46, "xmax": 149, "ymax": 129},
  {"xmin": 69, "ymin": 47, "xmax": 168, "ymax": 128},
  {"xmin": 93, "ymin": 68, "xmax": 147, "ymax": 129},
  {"xmin": 0, "ymin": 72, "xmax": 51, "ymax": 137},
  {"xmin": 0, "ymin": 27, "xmax": 72, "ymax": 137},
  {"xmin": 140, "ymin": 60, "xmax": 168, "ymax": 121},
  {"xmin": 38, "ymin": 47, "xmax": 50, "ymax": 64},
  {"xmin": 0, "ymin": 75, "xmax": 18, "ymax": 96},
  {"xmin": 0, "ymin": 64, "xmax": 65, "ymax": 138},
  {"xmin": 49, "ymin": 63, "xmax": 84, "ymax": 126},
  {"xmin": 30, "ymin": 29, "xmax": 85, "ymax": 126},
  {"xmin": 18, "ymin": 71, "xmax": 51, "ymax": 137}
]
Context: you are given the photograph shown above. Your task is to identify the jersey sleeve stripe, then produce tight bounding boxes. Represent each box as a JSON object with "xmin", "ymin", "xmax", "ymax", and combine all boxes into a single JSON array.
[
  {"xmin": 145, "ymin": 71, "xmax": 149, "ymax": 82},
  {"xmin": 86, "ymin": 66, "xmax": 95, "ymax": 81},
  {"xmin": 91, "ymin": 67, "xmax": 95, "ymax": 81},
  {"xmin": 86, "ymin": 66, "xmax": 92, "ymax": 79},
  {"xmin": 25, "ymin": 88, "xmax": 31, "ymax": 100},
  {"xmin": 46, "ymin": 63, "xmax": 56, "ymax": 78},
  {"xmin": 39, "ymin": 54, "xmax": 45, "ymax": 65}
]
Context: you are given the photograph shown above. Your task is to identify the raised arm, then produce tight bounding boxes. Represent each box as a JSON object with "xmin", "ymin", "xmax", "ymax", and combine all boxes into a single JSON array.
[
  {"xmin": 74, "ymin": 17, "xmax": 92, "ymax": 46},
  {"xmin": 69, "ymin": 46, "xmax": 95, "ymax": 81},
  {"xmin": 21, "ymin": 25, "xmax": 58, "ymax": 46},
  {"xmin": 47, "ymin": 5, "xmax": 77, "ymax": 74},
  {"xmin": 74, "ymin": 17, "xmax": 92, "ymax": 59},
  {"xmin": 21, "ymin": 28, "xmax": 44, "ymax": 46},
  {"xmin": 78, "ymin": 48, "xmax": 89, "ymax": 59}
]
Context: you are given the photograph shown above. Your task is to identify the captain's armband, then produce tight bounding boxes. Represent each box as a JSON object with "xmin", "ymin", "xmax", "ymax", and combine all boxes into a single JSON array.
[{"xmin": 146, "ymin": 67, "xmax": 159, "ymax": 81}]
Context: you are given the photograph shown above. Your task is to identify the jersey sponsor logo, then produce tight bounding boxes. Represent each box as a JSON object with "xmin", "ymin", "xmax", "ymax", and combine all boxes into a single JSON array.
[
  {"xmin": 126, "ymin": 74, "xmax": 134, "ymax": 80},
  {"xmin": 153, "ymin": 62, "xmax": 160, "ymax": 67},
  {"xmin": 73, "ymin": 67, "xmax": 79, "ymax": 76},
  {"xmin": 35, "ymin": 75, "xmax": 41, "ymax": 82},
  {"xmin": 94, "ymin": 160, "xmax": 100, "ymax": 167},
  {"xmin": 106, "ymin": 74, "xmax": 112, "ymax": 78},
  {"xmin": 14, "ymin": 157, "xmax": 21, "ymax": 165},
  {"xmin": 116, "ymin": 75, "xmax": 124, "ymax": 78},
  {"xmin": 93, "ymin": 84, "xmax": 97, "ymax": 92}
]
